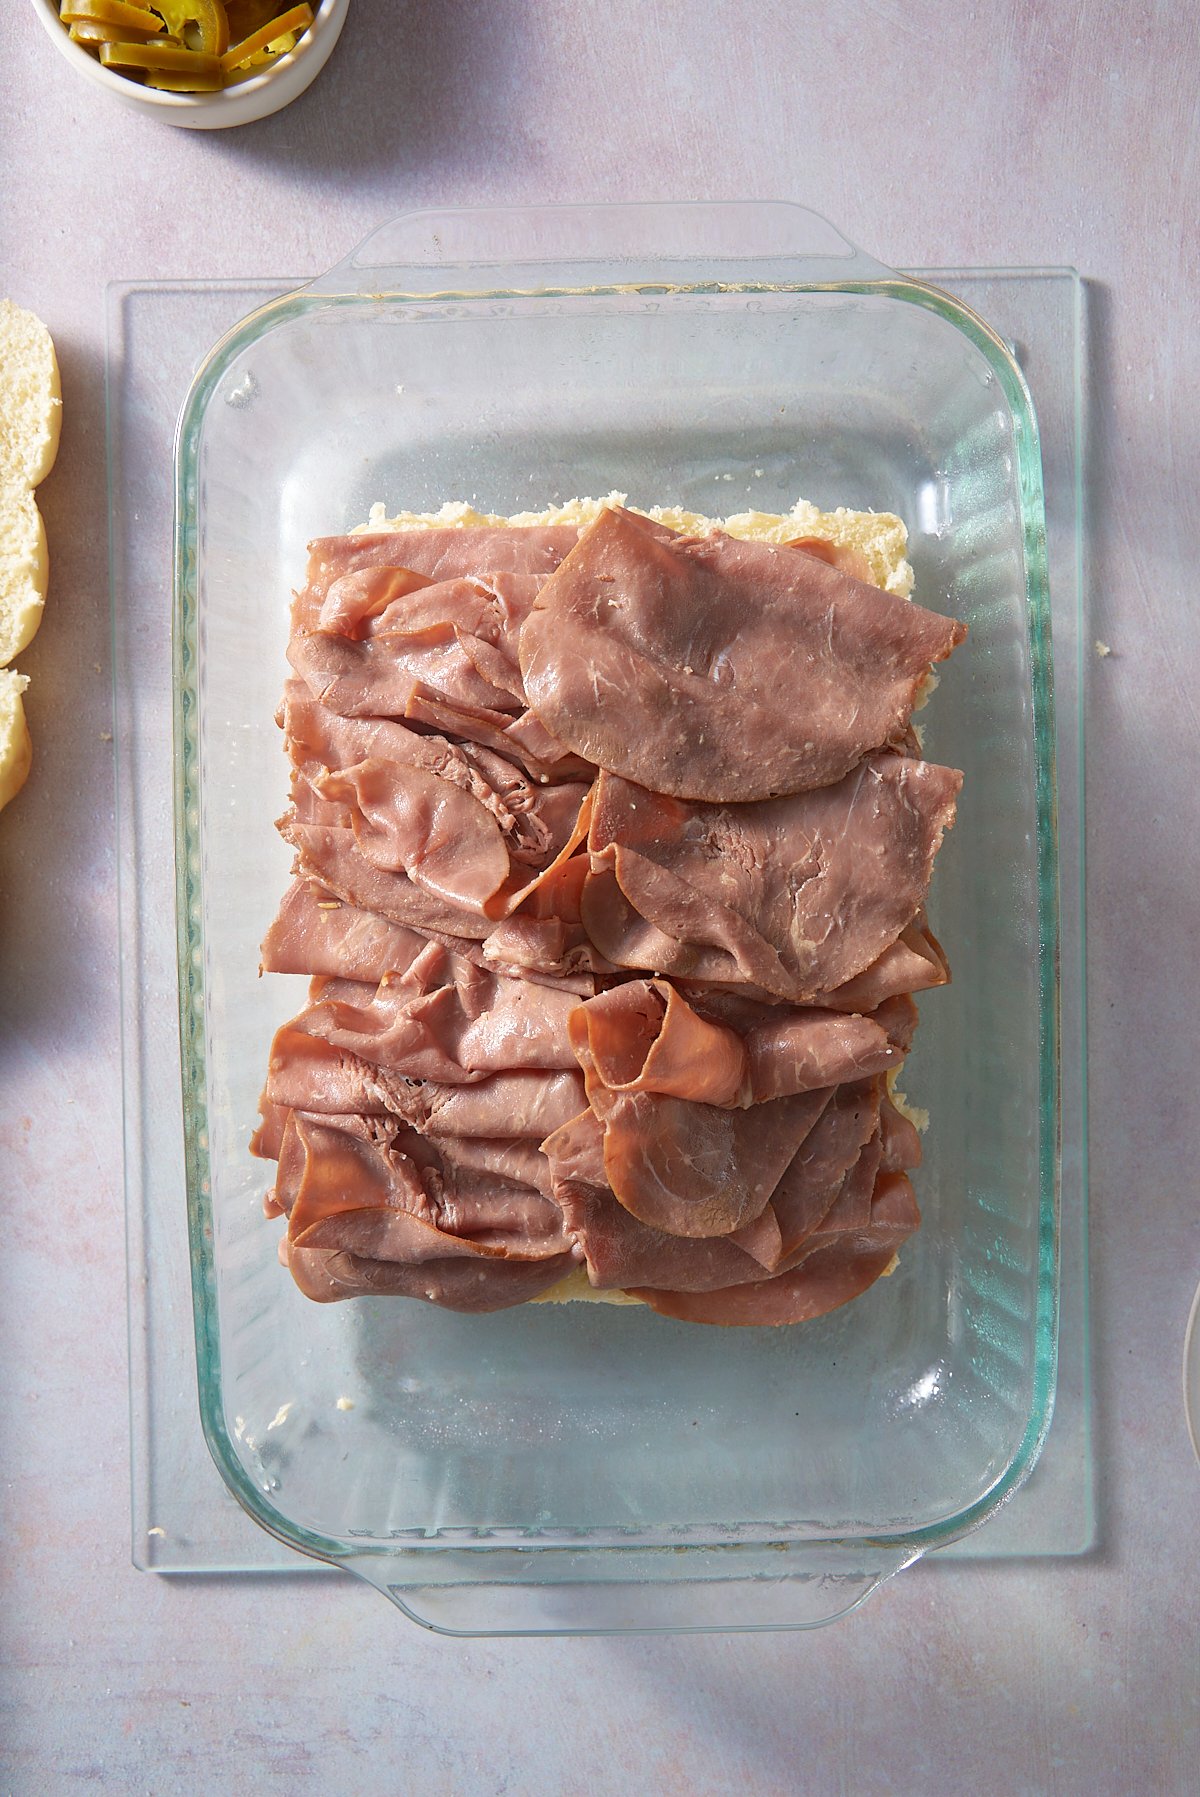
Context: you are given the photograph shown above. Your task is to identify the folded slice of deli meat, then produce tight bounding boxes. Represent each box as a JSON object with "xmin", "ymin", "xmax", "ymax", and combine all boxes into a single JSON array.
[
  {"xmin": 273, "ymin": 1111, "xmax": 578, "ymax": 1310},
  {"xmin": 260, "ymin": 879, "xmax": 435, "ymax": 983},
  {"xmin": 279, "ymin": 680, "xmax": 593, "ymax": 919},
  {"xmin": 293, "ymin": 568, "xmax": 590, "ymax": 782},
  {"xmin": 568, "ymin": 977, "xmax": 910, "ymax": 1107},
  {"xmin": 581, "ymin": 756, "xmax": 962, "ymax": 1001},
  {"xmin": 630, "ymin": 1169, "xmax": 921, "ymax": 1326},
  {"xmin": 296, "ymin": 527, "xmax": 581, "ymax": 632},
  {"xmin": 519, "ymin": 508, "xmax": 965, "ymax": 801}
]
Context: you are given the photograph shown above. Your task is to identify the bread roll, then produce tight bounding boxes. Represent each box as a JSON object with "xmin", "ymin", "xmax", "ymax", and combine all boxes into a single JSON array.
[{"xmin": 0, "ymin": 300, "xmax": 62, "ymax": 812}]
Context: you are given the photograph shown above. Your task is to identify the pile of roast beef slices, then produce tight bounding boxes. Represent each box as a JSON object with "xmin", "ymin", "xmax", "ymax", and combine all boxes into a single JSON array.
[{"xmin": 251, "ymin": 506, "xmax": 966, "ymax": 1325}]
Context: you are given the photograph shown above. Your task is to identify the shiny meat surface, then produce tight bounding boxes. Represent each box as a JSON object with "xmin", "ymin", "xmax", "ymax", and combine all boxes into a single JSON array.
[
  {"xmin": 519, "ymin": 507, "xmax": 965, "ymax": 800},
  {"xmin": 255, "ymin": 520, "xmax": 959, "ymax": 1319},
  {"xmin": 582, "ymin": 756, "xmax": 962, "ymax": 1000}
]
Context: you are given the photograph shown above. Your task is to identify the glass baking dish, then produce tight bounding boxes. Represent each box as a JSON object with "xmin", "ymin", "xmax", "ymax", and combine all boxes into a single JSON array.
[{"xmin": 174, "ymin": 202, "xmax": 1059, "ymax": 1633}]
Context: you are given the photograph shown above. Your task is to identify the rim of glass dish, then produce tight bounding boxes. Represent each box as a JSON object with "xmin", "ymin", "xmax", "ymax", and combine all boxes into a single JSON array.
[{"xmin": 173, "ymin": 272, "xmax": 1061, "ymax": 1587}]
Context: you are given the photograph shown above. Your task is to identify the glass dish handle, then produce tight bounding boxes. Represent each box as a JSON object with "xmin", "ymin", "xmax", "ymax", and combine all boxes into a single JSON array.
[
  {"xmin": 342, "ymin": 1540, "xmax": 921, "ymax": 1636},
  {"xmin": 305, "ymin": 200, "xmax": 896, "ymax": 297}
]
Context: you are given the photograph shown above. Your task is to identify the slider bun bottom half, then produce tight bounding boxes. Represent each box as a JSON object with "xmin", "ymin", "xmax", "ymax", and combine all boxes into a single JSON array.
[
  {"xmin": 531, "ymin": 1267, "xmax": 647, "ymax": 1307},
  {"xmin": 0, "ymin": 669, "xmax": 32, "ymax": 812},
  {"xmin": 362, "ymin": 492, "xmax": 914, "ymax": 598},
  {"xmin": 0, "ymin": 299, "xmax": 62, "ymax": 811}
]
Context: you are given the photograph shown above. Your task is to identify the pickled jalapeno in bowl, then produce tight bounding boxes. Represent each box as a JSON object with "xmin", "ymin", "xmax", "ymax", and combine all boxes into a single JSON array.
[
  {"xmin": 31, "ymin": 0, "xmax": 348, "ymax": 125},
  {"xmin": 56, "ymin": 0, "xmax": 318, "ymax": 92}
]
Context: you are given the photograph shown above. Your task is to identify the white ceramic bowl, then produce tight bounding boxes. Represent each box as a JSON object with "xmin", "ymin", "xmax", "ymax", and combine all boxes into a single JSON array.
[{"xmin": 29, "ymin": 0, "xmax": 349, "ymax": 128}]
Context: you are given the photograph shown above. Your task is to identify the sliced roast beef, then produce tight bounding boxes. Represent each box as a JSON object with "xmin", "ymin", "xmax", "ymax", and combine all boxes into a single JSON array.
[
  {"xmin": 274, "ymin": 1108, "xmax": 577, "ymax": 1309},
  {"xmin": 274, "ymin": 1110, "xmax": 570, "ymax": 1252},
  {"xmin": 674, "ymin": 922, "xmax": 947, "ymax": 1012},
  {"xmin": 284, "ymin": 1240, "xmax": 576, "ymax": 1308},
  {"xmin": 289, "ymin": 614, "xmax": 522, "ymax": 725},
  {"xmin": 589, "ymin": 1086, "xmax": 834, "ymax": 1239},
  {"xmin": 295, "ymin": 566, "xmax": 591, "ymax": 781},
  {"xmin": 768, "ymin": 1079, "xmax": 884, "ymax": 1264},
  {"xmin": 879, "ymin": 1096, "xmax": 924, "ymax": 1173},
  {"xmin": 785, "ymin": 536, "xmax": 874, "ymax": 583},
  {"xmin": 295, "ymin": 526, "xmax": 581, "ymax": 633},
  {"xmin": 318, "ymin": 567, "xmax": 533, "ymax": 656},
  {"xmin": 519, "ymin": 508, "xmax": 965, "ymax": 801},
  {"xmin": 582, "ymin": 755, "xmax": 961, "ymax": 1000},
  {"xmin": 260, "ymin": 1025, "xmax": 397, "ymax": 1119},
  {"xmin": 545, "ymin": 1111, "xmax": 786, "ymax": 1294},
  {"xmin": 317, "ymin": 563, "xmax": 435, "ymax": 637},
  {"xmin": 280, "ymin": 680, "xmax": 594, "ymax": 918},
  {"xmin": 261, "ymin": 511, "xmax": 955, "ymax": 1322},
  {"xmin": 250, "ymin": 1097, "xmax": 290, "ymax": 1163},
  {"xmin": 282, "ymin": 816, "xmax": 493, "ymax": 940},
  {"xmin": 313, "ymin": 756, "xmax": 590, "ymax": 917},
  {"xmin": 739, "ymin": 1009, "xmax": 903, "ymax": 1102},
  {"xmin": 631, "ymin": 1169, "xmax": 920, "ymax": 1325},
  {"xmin": 262, "ymin": 1012, "xmax": 585, "ymax": 1137},
  {"xmin": 568, "ymin": 977, "xmax": 908, "ymax": 1108},
  {"xmin": 570, "ymin": 979, "xmax": 747, "ymax": 1106},
  {"xmin": 260, "ymin": 879, "xmax": 434, "ymax": 983},
  {"xmin": 821, "ymin": 916, "xmax": 950, "ymax": 1011},
  {"xmin": 402, "ymin": 691, "xmax": 590, "ymax": 783},
  {"xmin": 280, "ymin": 818, "xmax": 603, "ymax": 990},
  {"xmin": 290, "ymin": 947, "xmax": 581, "ymax": 1083}
]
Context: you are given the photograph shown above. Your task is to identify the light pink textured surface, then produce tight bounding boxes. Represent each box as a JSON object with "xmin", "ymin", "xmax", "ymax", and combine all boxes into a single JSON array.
[{"xmin": 2, "ymin": 2, "xmax": 1198, "ymax": 1791}]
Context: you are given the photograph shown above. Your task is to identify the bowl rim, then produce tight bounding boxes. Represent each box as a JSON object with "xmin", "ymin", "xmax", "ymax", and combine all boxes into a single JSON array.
[{"xmin": 29, "ymin": 0, "xmax": 347, "ymax": 112}]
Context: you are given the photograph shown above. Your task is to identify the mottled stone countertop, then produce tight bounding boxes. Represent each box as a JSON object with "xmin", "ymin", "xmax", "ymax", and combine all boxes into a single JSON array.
[{"xmin": 2, "ymin": 2, "xmax": 1197, "ymax": 1791}]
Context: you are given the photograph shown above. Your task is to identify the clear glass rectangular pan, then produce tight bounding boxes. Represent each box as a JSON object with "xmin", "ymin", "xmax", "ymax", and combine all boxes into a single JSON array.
[{"xmin": 174, "ymin": 203, "xmax": 1059, "ymax": 1632}]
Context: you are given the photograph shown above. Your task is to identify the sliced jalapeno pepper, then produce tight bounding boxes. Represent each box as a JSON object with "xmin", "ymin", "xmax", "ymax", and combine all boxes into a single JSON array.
[
  {"xmin": 220, "ymin": 2, "xmax": 312, "ymax": 73},
  {"xmin": 149, "ymin": 1, "xmax": 229, "ymax": 56},
  {"xmin": 62, "ymin": 1, "xmax": 166, "ymax": 30},
  {"xmin": 144, "ymin": 64, "xmax": 224, "ymax": 89},
  {"xmin": 68, "ymin": 19, "xmax": 165, "ymax": 42},
  {"xmin": 98, "ymin": 37, "xmax": 222, "ymax": 76}
]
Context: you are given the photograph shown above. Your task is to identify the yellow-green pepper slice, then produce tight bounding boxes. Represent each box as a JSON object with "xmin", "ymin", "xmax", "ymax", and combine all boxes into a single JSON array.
[
  {"xmin": 68, "ymin": 19, "xmax": 165, "ymax": 42},
  {"xmin": 98, "ymin": 37, "xmax": 221, "ymax": 76},
  {"xmin": 144, "ymin": 64, "xmax": 224, "ymax": 89},
  {"xmin": 220, "ymin": 2, "xmax": 312, "ymax": 73},
  {"xmin": 149, "ymin": 0, "xmax": 229, "ymax": 55},
  {"xmin": 62, "ymin": 0, "xmax": 166, "ymax": 30}
]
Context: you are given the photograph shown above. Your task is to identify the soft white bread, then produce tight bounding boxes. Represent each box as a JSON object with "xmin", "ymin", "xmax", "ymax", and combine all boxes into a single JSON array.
[
  {"xmin": 0, "ymin": 669, "xmax": 32, "ymax": 813},
  {"xmin": 0, "ymin": 300, "xmax": 63, "ymax": 490},
  {"xmin": 0, "ymin": 299, "xmax": 62, "ymax": 669},
  {"xmin": 0, "ymin": 300, "xmax": 61, "ymax": 813},
  {"xmin": 0, "ymin": 483, "xmax": 50, "ymax": 673},
  {"xmin": 363, "ymin": 492, "xmax": 915, "ymax": 1307},
  {"xmin": 364, "ymin": 493, "xmax": 914, "ymax": 598}
]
